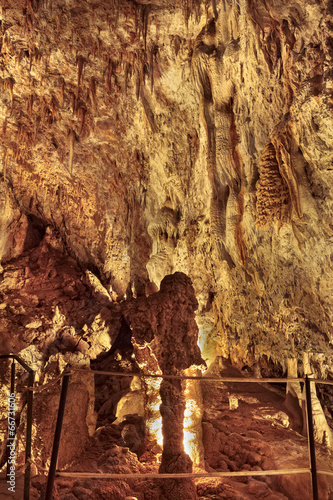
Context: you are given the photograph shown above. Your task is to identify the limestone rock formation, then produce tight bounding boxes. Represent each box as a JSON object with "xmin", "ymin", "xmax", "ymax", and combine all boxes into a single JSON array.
[
  {"xmin": 0, "ymin": 0, "xmax": 332, "ymax": 373},
  {"xmin": 124, "ymin": 272, "xmax": 202, "ymax": 500},
  {"xmin": 0, "ymin": 0, "xmax": 333, "ymax": 498}
]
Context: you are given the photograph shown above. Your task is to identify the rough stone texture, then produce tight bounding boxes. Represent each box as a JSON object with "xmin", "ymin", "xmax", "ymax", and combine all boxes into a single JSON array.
[
  {"xmin": 124, "ymin": 272, "xmax": 202, "ymax": 500},
  {"xmin": 0, "ymin": 0, "xmax": 333, "ymax": 498},
  {"xmin": 125, "ymin": 272, "xmax": 203, "ymax": 372},
  {"xmin": 199, "ymin": 358, "xmax": 332, "ymax": 500},
  {"xmin": 0, "ymin": 232, "xmax": 118, "ymax": 474},
  {"xmin": 0, "ymin": 181, "xmax": 29, "ymax": 263}
]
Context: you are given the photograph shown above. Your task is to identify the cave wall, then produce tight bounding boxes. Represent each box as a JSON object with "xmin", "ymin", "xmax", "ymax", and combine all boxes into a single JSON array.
[{"xmin": 0, "ymin": 0, "xmax": 332, "ymax": 377}]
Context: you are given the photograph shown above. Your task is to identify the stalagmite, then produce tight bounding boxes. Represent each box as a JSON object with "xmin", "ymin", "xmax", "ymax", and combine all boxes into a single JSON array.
[{"xmin": 125, "ymin": 272, "xmax": 204, "ymax": 500}]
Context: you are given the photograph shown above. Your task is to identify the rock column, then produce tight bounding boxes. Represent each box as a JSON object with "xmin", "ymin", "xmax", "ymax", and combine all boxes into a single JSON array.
[
  {"xmin": 126, "ymin": 272, "xmax": 203, "ymax": 500},
  {"xmin": 159, "ymin": 378, "xmax": 196, "ymax": 500}
]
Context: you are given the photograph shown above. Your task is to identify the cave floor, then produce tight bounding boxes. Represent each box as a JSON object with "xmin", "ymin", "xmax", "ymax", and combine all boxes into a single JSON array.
[
  {"xmin": 17, "ymin": 370, "xmax": 333, "ymax": 500},
  {"xmin": 196, "ymin": 367, "xmax": 333, "ymax": 500}
]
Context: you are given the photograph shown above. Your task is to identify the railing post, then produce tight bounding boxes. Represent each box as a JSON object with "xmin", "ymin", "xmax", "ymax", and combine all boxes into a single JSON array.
[
  {"xmin": 305, "ymin": 375, "xmax": 319, "ymax": 500},
  {"xmin": 10, "ymin": 357, "xmax": 15, "ymax": 395},
  {"xmin": 24, "ymin": 370, "xmax": 35, "ymax": 500},
  {"xmin": 44, "ymin": 371, "xmax": 71, "ymax": 500}
]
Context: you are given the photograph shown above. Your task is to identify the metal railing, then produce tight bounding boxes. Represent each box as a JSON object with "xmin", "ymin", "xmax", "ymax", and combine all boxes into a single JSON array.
[
  {"xmin": 2, "ymin": 357, "xmax": 330, "ymax": 500},
  {"xmin": 0, "ymin": 354, "xmax": 35, "ymax": 500},
  {"xmin": 42, "ymin": 368, "xmax": 333, "ymax": 500}
]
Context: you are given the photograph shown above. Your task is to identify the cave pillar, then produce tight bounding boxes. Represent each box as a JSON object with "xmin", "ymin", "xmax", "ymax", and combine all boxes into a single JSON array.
[
  {"xmin": 159, "ymin": 379, "xmax": 187, "ymax": 459},
  {"xmin": 159, "ymin": 378, "xmax": 196, "ymax": 500},
  {"xmin": 126, "ymin": 272, "xmax": 203, "ymax": 499}
]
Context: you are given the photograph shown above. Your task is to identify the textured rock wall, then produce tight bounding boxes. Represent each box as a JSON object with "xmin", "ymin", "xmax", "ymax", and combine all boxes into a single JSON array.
[{"xmin": 0, "ymin": 0, "xmax": 333, "ymax": 416}]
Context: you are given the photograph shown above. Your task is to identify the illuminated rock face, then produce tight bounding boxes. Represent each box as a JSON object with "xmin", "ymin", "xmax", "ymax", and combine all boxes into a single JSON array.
[
  {"xmin": 125, "ymin": 272, "xmax": 202, "ymax": 371},
  {"xmin": 159, "ymin": 379, "xmax": 197, "ymax": 500},
  {"xmin": 0, "ymin": 0, "xmax": 333, "ymax": 497},
  {"xmin": 0, "ymin": 0, "xmax": 332, "ymax": 382}
]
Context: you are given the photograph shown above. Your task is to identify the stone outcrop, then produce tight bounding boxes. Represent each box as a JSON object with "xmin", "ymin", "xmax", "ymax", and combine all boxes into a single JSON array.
[
  {"xmin": 1, "ymin": 0, "xmax": 333, "ymax": 498},
  {"xmin": 0, "ymin": 0, "xmax": 332, "ymax": 377},
  {"xmin": 124, "ymin": 272, "xmax": 203, "ymax": 500}
]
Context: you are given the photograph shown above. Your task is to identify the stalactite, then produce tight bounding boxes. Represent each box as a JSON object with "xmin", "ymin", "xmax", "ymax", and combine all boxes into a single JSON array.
[
  {"xmin": 76, "ymin": 204, "xmax": 83, "ymax": 224},
  {"xmin": 173, "ymin": 36, "xmax": 181, "ymax": 57},
  {"xmin": 227, "ymin": 97, "xmax": 247, "ymax": 263},
  {"xmin": 183, "ymin": 0, "xmax": 190, "ymax": 28},
  {"xmin": 134, "ymin": 4, "xmax": 139, "ymax": 37},
  {"xmin": 3, "ymin": 148, "xmax": 8, "ymax": 181},
  {"xmin": 273, "ymin": 140, "xmax": 302, "ymax": 220},
  {"xmin": 114, "ymin": 0, "xmax": 120, "ymax": 29},
  {"xmin": 34, "ymin": 116, "xmax": 40, "ymax": 142},
  {"xmin": 191, "ymin": 20, "xmax": 238, "ymax": 269},
  {"xmin": 124, "ymin": 62, "xmax": 130, "ymax": 93},
  {"xmin": 30, "ymin": 46, "xmax": 41, "ymax": 71},
  {"xmin": 141, "ymin": 5, "xmax": 150, "ymax": 53},
  {"xmin": 70, "ymin": 92, "xmax": 76, "ymax": 114},
  {"xmin": 18, "ymin": 49, "xmax": 24, "ymax": 65},
  {"xmin": 140, "ymin": 87, "xmax": 157, "ymax": 133},
  {"xmin": 76, "ymin": 55, "xmax": 86, "ymax": 98},
  {"xmin": 91, "ymin": 37, "xmax": 101, "ymax": 58},
  {"xmin": 106, "ymin": 58, "xmax": 112, "ymax": 94},
  {"xmin": 77, "ymin": 105, "xmax": 86, "ymax": 136},
  {"xmin": 68, "ymin": 128, "xmax": 75, "ymax": 175},
  {"xmin": 89, "ymin": 77, "xmax": 97, "ymax": 110},
  {"xmin": 256, "ymin": 142, "xmax": 290, "ymax": 226},
  {"xmin": 149, "ymin": 47, "xmax": 154, "ymax": 92},
  {"xmin": 43, "ymin": 185, "xmax": 48, "ymax": 204},
  {"xmin": 228, "ymin": 97, "xmax": 241, "ymax": 186},
  {"xmin": 4, "ymin": 78, "xmax": 14, "ymax": 113},
  {"xmin": 136, "ymin": 69, "xmax": 141, "ymax": 101},
  {"xmin": 29, "ymin": 50, "xmax": 33, "ymax": 71},
  {"xmin": 212, "ymin": 0, "xmax": 218, "ymax": 19},
  {"xmin": 17, "ymin": 162, "xmax": 22, "ymax": 188},
  {"xmin": 14, "ymin": 145, "xmax": 21, "ymax": 163},
  {"xmin": 27, "ymin": 93, "xmax": 34, "ymax": 115},
  {"xmin": 2, "ymin": 119, "xmax": 7, "ymax": 137},
  {"xmin": 142, "ymin": 58, "xmax": 147, "ymax": 86},
  {"xmin": 210, "ymin": 193, "xmax": 235, "ymax": 268},
  {"xmin": 50, "ymin": 95, "xmax": 60, "ymax": 122},
  {"xmin": 60, "ymin": 78, "xmax": 65, "ymax": 107},
  {"xmin": 182, "ymin": 0, "xmax": 202, "ymax": 27}
]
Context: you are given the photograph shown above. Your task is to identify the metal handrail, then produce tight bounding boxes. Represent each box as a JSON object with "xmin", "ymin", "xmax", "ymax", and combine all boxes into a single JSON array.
[
  {"xmin": 0, "ymin": 357, "xmax": 329, "ymax": 500},
  {"xmin": 56, "ymin": 469, "xmax": 311, "ymax": 479},
  {"xmin": 43, "ymin": 368, "xmax": 328, "ymax": 500},
  {"xmin": 0, "ymin": 354, "xmax": 35, "ymax": 500}
]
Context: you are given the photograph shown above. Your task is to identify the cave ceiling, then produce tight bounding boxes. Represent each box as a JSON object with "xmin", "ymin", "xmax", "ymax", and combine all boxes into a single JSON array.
[{"xmin": 0, "ymin": 0, "xmax": 333, "ymax": 376}]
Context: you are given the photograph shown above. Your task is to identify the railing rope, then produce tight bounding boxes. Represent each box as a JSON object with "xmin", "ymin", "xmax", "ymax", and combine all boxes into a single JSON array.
[{"xmin": 56, "ymin": 469, "xmax": 311, "ymax": 479}]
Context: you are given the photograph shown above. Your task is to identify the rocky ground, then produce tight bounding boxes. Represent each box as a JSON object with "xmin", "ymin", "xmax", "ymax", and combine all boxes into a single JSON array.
[{"xmin": 2, "ymin": 346, "xmax": 333, "ymax": 499}]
